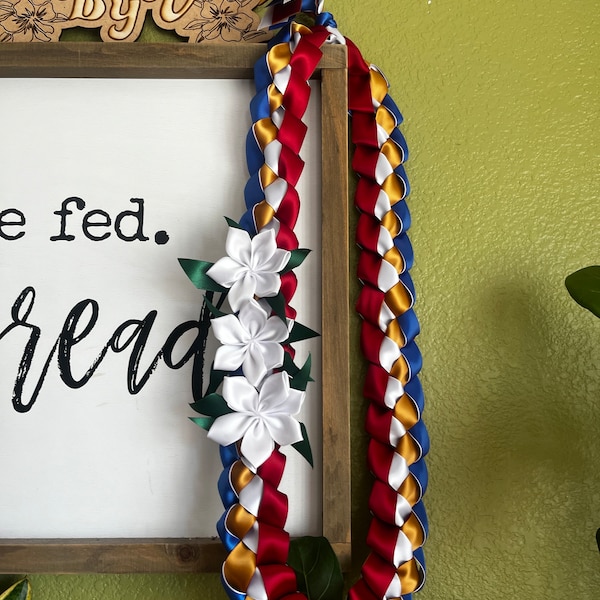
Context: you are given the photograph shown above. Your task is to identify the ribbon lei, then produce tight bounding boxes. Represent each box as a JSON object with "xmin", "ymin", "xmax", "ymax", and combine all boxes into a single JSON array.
[
  {"xmin": 210, "ymin": 3, "xmax": 429, "ymax": 598},
  {"xmin": 216, "ymin": 19, "xmax": 335, "ymax": 600},
  {"xmin": 346, "ymin": 38, "xmax": 429, "ymax": 600}
]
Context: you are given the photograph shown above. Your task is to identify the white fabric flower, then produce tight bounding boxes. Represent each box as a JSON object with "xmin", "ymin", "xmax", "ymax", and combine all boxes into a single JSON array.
[
  {"xmin": 207, "ymin": 227, "xmax": 291, "ymax": 311},
  {"xmin": 212, "ymin": 299, "xmax": 289, "ymax": 386},
  {"xmin": 207, "ymin": 372, "xmax": 304, "ymax": 469}
]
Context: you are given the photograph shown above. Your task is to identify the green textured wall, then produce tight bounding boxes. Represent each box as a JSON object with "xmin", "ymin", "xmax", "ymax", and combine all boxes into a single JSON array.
[{"xmin": 7, "ymin": 0, "xmax": 599, "ymax": 598}]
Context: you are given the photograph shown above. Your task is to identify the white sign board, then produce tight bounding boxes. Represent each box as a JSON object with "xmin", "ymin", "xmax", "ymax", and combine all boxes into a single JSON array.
[{"xmin": 0, "ymin": 78, "xmax": 322, "ymax": 539}]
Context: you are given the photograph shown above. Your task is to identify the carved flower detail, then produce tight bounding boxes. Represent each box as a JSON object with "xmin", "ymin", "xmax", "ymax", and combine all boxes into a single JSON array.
[
  {"xmin": 0, "ymin": 0, "xmax": 67, "ymax": 42},
  {"xmin": 185, "ymin": 0, "xmax": 255, "ymax": 42}
]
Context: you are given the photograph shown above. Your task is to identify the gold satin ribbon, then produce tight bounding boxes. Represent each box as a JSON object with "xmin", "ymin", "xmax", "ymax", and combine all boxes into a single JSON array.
[
  {"xmin": 223, "ymin": 543, "xmax": 257, "ymax": 592},
  {"xmin": 382, "ymin": 210, "xmax": 401, "ymax": 238},
  {"xmin": 381, "ymin": 139, "xmax": 404, "ymax": 171},
  {"xmin": 390, "ymin": 355, "xmax": 409, "ymax": 385},
  {"xmin": 226, "ymin": 504, "xmax": 256, "ymax": 539},
  {"xmin": 396, "ymin": 434, "xmax": 421, "ymax": 465},
  {"xmin": 260, "ymin": 164, "xmax": 279, "ymax": 188},
  {"xmin": 267, "ymin": 84, "xmax": 284, "ymax": 114},
  {"xmin": 394, "ymin": 394, "xmax": 420, "ymax": 429},
  {"xmin": 383, "ymin": 247, "xmax": 405, "ymax": 274},
  {"xmin": 267, "ymin": 43, "xmax": 292, "ymax": 75},
  {"xmin": 254, "ymin": 118, "xmax": 279, "ymax": 151},
  {"xmin": 398, "ymin": 474, "xmax": 421, "ymax": 505},
  {"xmin": 382, "ymin": 173, "xmax": 406, "ymax": 204},
  {"xmin": 402, "ymin": 512, "xmax": 426, "ymax": 550},
  {"xmin": 385, "ymin": 281, "xmax": 413, "ymax": 316},
  {"xmin": 397, "ymin": 557, "xmax": 421, "ymax": 594},
  {"xmin": 230, "ymin": 460, "xmax": 255, "ymax": 495},
  {"xmin": 376, "ymin": 104, "xmax": 398, "ymax": 135},
  {"xmin": 253, "ymin": 200, "xmax": 276, "ymax": 231},
  {"xmin": 386, "ymin": 318, "xmax": 407, "ymax": 350},
  {"xmin": 369, "ymin": 68, "xmax": 389, "ymax": 105}
]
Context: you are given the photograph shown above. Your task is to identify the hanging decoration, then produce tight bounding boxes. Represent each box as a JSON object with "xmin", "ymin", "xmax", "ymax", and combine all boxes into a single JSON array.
[
  {"xmin": 0, "ymin": 0, "xmax": 430, "ymax": 595},
  {"xmin": 180, "ymin": 2, "xmax": 430, "ymax": 599}
]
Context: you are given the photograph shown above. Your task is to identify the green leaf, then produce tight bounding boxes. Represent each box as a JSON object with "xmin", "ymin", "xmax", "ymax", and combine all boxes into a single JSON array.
[
  {"xmin": 189, "ymin": 416, "xmax": 215, "ymax": 431},
  {"xmin": 0, "ymin": 579, "xmax": 31, "ymax": 600},
  {"xmin": 190, "ymin": 393, "xmax": 232, "ymax": 418},
  {"xmin": 204, "ymin": 296, "xmax": 227, "ymax": 318},
  {"xmin": 178, "ymin": 258, "xmax": 228, "ymax": 293},
  {"xmin": 565, "ymin": 265, "xmax": 600, "ymax": 318},
  {"xmin": 291, "ymin": 422, "xmax": 314, "ymax": 467},
  {"xmin": 206, "ymin": 367, "xmax": 228, "ymax": 394},
  {"xmin": 290, "ymin": 354, "xmax": 314, "ymax": 391},
  {"xmin": 224, "ymin": 217, "xmax": 244, "ymax": 230},
  {"xmin": 281, "ymin": 248, "xmax": 311, "ymax": 273},
  {"xmin": 288, "ymin": 537, "xmax": 344, "ymax": 600},
  {"xmin": 266, "ymin": 291, "xmax": 288, "ymax": 322},
  {"xmin": 287, "ymin": 321, "xmax": 320, "ymax": 344}
]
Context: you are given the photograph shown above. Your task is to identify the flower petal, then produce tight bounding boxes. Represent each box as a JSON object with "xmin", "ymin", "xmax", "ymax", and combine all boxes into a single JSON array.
[
  {"xmin": 228, "ymin": 273, "xmax": 257, "ymax": 312},
  {"xmin": 253, "ymin": 271, "xmax": 281, "ymax": 298},
  {"xmin": 238, "ymin": 299, "xmax": 268, "ymax": 337},
  {"xmin": 240, "ymin": 419, "xmax": 275, "ymax": 468},
  {"xmin": 207, "ymin": 256, "xmax": 247, "ymax": 287},
  {"xmin": 207, "ymin": 412, "xmax": 255, "ymax": 446},
  {"xmin": 256, "ymin": 371, "xmax": 289, "ymax": 411},
  {"xmin": 241, "ymin": 344, "xmax": 268, "ymax": 387},
  {"xmin": 257, "ymin": 342, "xmax": 284, "ymax": 372},
  {"xmin": 259, "ymin": 247, "xmax": 291, "ymax": 274},
  {"xmin": 263, "ymin": 414, "xmax": 303, "ymax": 447},
  {"xmin": 212, "ymin": 313, "xmax": 249, "ymax": 345},
  {"xmin": 222, "ymin": 376, "xmax": 259, "ymax": 413},
  {"xmin": 225, "ymin": 227, "xmax": 252, "ymax": 265},
  {"xmin": 258, "ymin": 371, "xmax": 304, "ymax": 414},
  {"xmin": 258, "ymin": 317, "xmax": 290, "ymax": 343},
  {"xmin": 214, "ymin": 344, "xmax": 247, "ymax": 372}
]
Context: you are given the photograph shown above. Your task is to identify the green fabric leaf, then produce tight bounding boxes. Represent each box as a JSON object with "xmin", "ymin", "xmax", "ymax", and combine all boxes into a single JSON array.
[
  {"xmin": 204, "ymin": 296, "xmax": 227, "ymax": 318},
  {"xmin": 224, "ymin": 216, "xmax": 244, "ymax": 230},
  {"xmin": 283, "ymin": 352, "xmax": 301, "ymax": 376},
  {"xmin": 206, "ymin": 367, "xmax": 228, "ymax": 394},
  {"xmin": 0, "ymin": 579, "xmax": 31, "ymax": 600},
  {"xmin": 291, "ymin": 422, "xmax": 314, "ymax": 467},
  {"xmin": 281, "ymin": 248, "xmax": 311, "ymax": 273},
  {"xmin": 266, "ymin": 291, "xmax": 287, "ymax": 322},
  {"xmin": 565, "ymin": 265, "xmax": 600, "ymax": 319},
  {"xmin": 189, "ymin": 416, "xmax": 215, "ymax": 431},
  {"xmin": 288, "ymin": 537, "xmax": 344, "ymax": 600},
  {"xmin": 178, "ymin": 258, "xmax": 228, "ymax": 292},
  {"xmin": 290, "ymin": 354, "xmax": 313, "ymax": 391},
  {"xmin": 190, "ymin": 393, "xmax": 232, "ymax": 418},
  {"xmin": 287, "ymin": 321, "xmax": 320, "ymax": 344}
]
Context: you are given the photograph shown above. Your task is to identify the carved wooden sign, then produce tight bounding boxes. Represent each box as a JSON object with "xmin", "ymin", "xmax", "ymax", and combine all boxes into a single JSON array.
[{"xmin": 0, "ymin": 0, "xmax": 270, "ymax": 43}]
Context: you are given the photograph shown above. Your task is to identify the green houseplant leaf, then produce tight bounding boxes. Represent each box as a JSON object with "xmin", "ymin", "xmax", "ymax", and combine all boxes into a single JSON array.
[
  {"xmin": 0, "ymin": 578, "xmax": 31, "ymax": 600},
  {"xmin": 288, "ymin": 536, "xmax": 344, "ymax": 600},
  {"xmin": 565, "ymin": 265, "xmax": 600, "ymax": 318}
]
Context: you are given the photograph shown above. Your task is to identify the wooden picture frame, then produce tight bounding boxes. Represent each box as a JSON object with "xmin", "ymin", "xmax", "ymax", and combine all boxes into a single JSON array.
[{"xmin": 0, "ymin": 43, "xmax": 350, "ymax": 574}]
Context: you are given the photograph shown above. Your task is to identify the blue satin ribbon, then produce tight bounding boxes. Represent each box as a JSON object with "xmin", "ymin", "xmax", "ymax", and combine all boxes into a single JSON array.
[
  {"xmin": 396, "ymin": 310, "xmax": 420, "ymax": 347},
  {"xmin": 217, "ymin": 510, "xmax": 241, "ymax": 553},
  {"xmin": 402, "ymin": 341, "xmax": 422, "ymax": 378},
  {"xmin": 221, "ymin": 574, "xmax": 247, "ymax": 600},
  {"xmin": 393, "ymin": 200, "xmax": 411, "ymax": 231},
  {"xmin": 409, "ymin": 459, "xmax": 428, "ymax": 496},
  {"xmin": 395, "ymin": 232, "xmax": 414, "ymax": 270}
]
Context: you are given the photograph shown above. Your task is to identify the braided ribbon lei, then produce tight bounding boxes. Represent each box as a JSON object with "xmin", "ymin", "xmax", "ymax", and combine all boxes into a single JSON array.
[
  {"xmin": 212, "ymin": 20, "xmax": 335, "ymax": 600},
  {"xmin": 187, "ymin": 3, "xmax": 429, "ymax": 599}
]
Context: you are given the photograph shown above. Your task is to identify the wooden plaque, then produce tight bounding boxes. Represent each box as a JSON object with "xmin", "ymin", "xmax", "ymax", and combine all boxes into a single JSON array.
[{"xmin": 0, "ymin": 43, "xmax": 350, "ymax": 573}]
